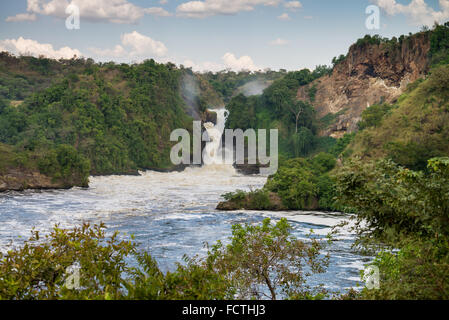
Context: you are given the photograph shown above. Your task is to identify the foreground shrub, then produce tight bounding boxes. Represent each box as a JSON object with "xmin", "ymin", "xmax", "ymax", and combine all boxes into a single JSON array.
[
  {"xmin": 336, "ymin": 157, "xmax": 449, "ymax": 299},
  {"xmin": 0, "ymin": 219, "xmax": 329, "ymax": 300},
  {"xmin": 204, "ymin": 218, "xmax": 330, "ymax": 300},
  {"xmin": 336, "ymin": 157, "xmax": 449, "ymax": 245},
  {"xmin": 361, "ymin": 238, "xmax": 449, "ymax": 300},
  {"xmin": 0, "ymin": 223, "xmax": 135, "ymax": 300}
]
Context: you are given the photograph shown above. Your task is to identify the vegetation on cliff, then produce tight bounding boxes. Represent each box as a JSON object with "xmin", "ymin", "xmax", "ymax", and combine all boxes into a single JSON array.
[
  {"xmin": 0, "ymin": 54, "xmax": 289, "ymax": 191},
  {"xmin": 217, "ymin": 25, "xmax": 449, "ymax": 300},
  {"xmin": 0, "ymin": 142, "xmax": 89, "ymax": 191},
  {"xmin": 0, "ymin": 55, "xmax": 226, "ymax": 189},
  {"xmin": 349, "ymin": 63, "xmax": 449, "ymax": 171},
  {"xmin": 221, "ymin": 23, "xmax": 449, "ymax": 213},
  {"xmin": 0, "ymin": 57, "xmax": 196, "ymax": 177},
  {"xmin": 226, "ymin": 67, "xmax": 334, "ymax": 159}
]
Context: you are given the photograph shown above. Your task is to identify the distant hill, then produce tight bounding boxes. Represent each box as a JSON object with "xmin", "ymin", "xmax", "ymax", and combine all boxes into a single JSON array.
[{"xmin": 0, "ymin": 55, "xmax": 224, "ymax": 191}]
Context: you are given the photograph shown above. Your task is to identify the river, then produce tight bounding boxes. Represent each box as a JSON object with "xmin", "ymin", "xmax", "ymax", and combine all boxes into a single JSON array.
[{"xmin": 0, "ymin": 109, "xmax": 371, "ymax": 295}]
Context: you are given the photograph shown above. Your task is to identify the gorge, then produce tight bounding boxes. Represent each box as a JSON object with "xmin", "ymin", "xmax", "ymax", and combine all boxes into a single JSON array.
[{"xmin": 1, "ymin": 22, "xmax": 449, "ymax": 299}]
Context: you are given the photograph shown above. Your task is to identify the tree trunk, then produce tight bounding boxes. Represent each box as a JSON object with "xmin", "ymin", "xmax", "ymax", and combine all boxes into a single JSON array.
[{"xmin": 263, "ymin": 273, "xmax": 276, "ymax": 300}]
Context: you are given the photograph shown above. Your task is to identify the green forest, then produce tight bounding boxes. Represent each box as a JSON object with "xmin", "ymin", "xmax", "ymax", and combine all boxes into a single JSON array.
[{"xmin": 0, "ymin": 55, "xmax": 217, "ymax": 186}]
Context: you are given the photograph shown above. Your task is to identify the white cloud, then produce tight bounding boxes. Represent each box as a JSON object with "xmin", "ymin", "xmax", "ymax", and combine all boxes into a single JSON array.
[
  {"xmin": 89, "ymin": 45, "xmax": 127, "ymax": 58},
  {"xmin": 8, "ymin": 0, "xmax": 171, "ymax": 24},
  {"xmin": 222, "ymin": 53, "xmax": 260, "ymax": 71},
  {"xmin": 183, "ymin": 59, "xmax": 224, "ymax": 72},
  {"xmin": 5, "ymin": 13, "xmax": 37, "ymax": 22},
  {"xmin": 183, "ymin": 53, "xmax": 260, "ymax": 72},
  {"xmin": 160, "ymin": 0, "xmax": 168, "ymax": 4},
  {"xmin": 269, "ymin": 38, "xmax": 288, "ymax": 46},
  {"xmin": 0, "ymin": 37, "xmax": 81, "ymax": 59},
  {"xmin": 284, "ymin": 1, "xmax": 302, "ymax": 11},
  {"xmin": 90, "ymin": 31, "xmax": 168, "ymax": 61},
  {"xmin": 277, "ymin": 13, "xmax": 290, "ymax": 20},
  {"xmin": 372, "ymin": 0, "xmax": 449, "ymax": 26},
  {"xmin": 176, "ymin": 0, "xmax": 282, "ymax": 18},
  {"xmin": 121, "ymin": 31, "xmax": 168, "ymax": 57}
]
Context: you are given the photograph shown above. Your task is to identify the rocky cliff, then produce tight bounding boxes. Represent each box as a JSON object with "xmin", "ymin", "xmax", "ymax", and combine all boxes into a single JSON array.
[
  {"xmin": 297, "ymin": 32, "xmax": 431, "ymax": 138},
  {"xmin": 0, "ymin": 143, "xmax": 90, "ymax": 193},
  {"xmin": 0, "ymin": 170, "xmax": 87, "ymax": 192}
]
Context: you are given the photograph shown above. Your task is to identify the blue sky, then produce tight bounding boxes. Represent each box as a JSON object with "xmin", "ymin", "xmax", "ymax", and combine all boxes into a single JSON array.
[{"xmin": 1, "ymin": 0, "xmax": 448, "ymax": 71}]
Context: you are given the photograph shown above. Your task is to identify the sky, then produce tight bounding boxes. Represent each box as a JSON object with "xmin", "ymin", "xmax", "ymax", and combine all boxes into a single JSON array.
[{"xmin": 1, "ymin": 0, "xmax": 449, "ymax": 72}]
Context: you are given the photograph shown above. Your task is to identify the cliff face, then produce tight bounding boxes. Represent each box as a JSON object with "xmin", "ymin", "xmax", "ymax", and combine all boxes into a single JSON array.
[
  {"xmin": 297, "ymin": 32, "xmax": 431, "ymax": 138},
  {"xmin": 0, "ymin": 143, "xmax": 89, "ymax": 193},
  {"xmin": 0, "ymin": 170, "xmax": 88, "ymax": 192}
]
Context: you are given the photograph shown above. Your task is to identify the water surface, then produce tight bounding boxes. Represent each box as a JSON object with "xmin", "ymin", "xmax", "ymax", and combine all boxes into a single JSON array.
[{"xmin": 0, "ymin": 165, "xmax": 369, "ymax": 293}]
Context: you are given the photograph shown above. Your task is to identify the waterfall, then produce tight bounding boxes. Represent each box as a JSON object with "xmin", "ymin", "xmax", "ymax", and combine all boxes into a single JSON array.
[{"xmin": 203, "ymin": 108, "xmax": 231, "ymax": 168}]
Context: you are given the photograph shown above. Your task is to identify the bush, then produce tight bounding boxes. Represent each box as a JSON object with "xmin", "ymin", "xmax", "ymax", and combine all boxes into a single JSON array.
[
  {"xmin": 358, "ymin": 104, "xmax": 395, "ymax": 130},
  {"xmin": 222, "ymin": 189, "xmax": 247, "ymax": 202},
  {"xmin": 204, "ymin": 218, "xmax": 329, "ymax": 300},
  {"xmin": 360, "ymin": 238, "xmax": 449, "ymax": 300},
  {"xmin": 38, "ymin": 145, "xmax": 90, "ymax": 186},
  {"xmin": 264, "ymin": 154, "xmax": 338, "ymax": 210},
  {"xmin": 126, "ymin": 253, "xmax": 232, "ymax": 300},
  {"xmin": 425, "ymin": 64, "xmax": 449, "ymax": 98},
  {"xmin": 430, "ymin": 22, "xmax": 449, "ymax": 66},
  {"xmin": 336, "ymin": 157, "xmax": 449, "ymax": 245},
  {"xmin": 332, "ymin": 54, "xmax": 346, "ymax": 68},
  {"xmin": 0, "ymin": 219, "xmax": 329, "ymax": 300},
  {"xmin": 328, "ymin": 133, "xmax": 355, "ymax": 157},
  {"xmin": 0, "ymin": 223, "xmax": 135, "ymax": 300},
  {"xmin": 335, "ymin": 157, "xmax": 449, "ymax": 299},
  {"xmin": 384, "ymin": 140, "xmax": 444, "ymax": 171}
]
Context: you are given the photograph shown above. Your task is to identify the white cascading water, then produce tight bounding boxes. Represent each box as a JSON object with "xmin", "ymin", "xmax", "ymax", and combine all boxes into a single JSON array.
[{"xmin": 200, "ymin": 108, "xmax": 236, "ymax": 174}]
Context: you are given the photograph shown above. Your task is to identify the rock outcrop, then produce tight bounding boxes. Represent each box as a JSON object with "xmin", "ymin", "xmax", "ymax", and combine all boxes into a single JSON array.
[
  {"xmin": 298, "ymin": 32, "xmax": 431, "ymax": 138},
  {"xmin": 217, "ymin": 192, "xmax": 287, "ymax": 211},
  {"xmin": 202, "ymin": 109, "xmax": 218, "ymax": 124},
  {"xmin": 0, "ymin": 169, "xmax": 88, "ymax": 192}
]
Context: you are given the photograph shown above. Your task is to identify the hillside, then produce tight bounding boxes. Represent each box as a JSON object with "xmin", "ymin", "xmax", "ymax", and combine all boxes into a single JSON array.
[
  {"xmin": 0, "ymin": 52, "xmax": 287, "ymax": 191},
  {"xmin": 219, "ymin": 63, "xmax": 449, "ymax": 211},
  {"xmin": 219, "ymin": 23, "xmax": 449, "ymax": 212},
  {"xmin": 0, "ymin": 52, "xmax": 94, "ymax": 105},
  {"xmin": 347, "ymin": 64, "xmax": 449, "ymax": 170},
  {"xmin": 0, "ymin": 55, "xmax": 226, "ymax": 191},
  {"xmin": 1, "ymin": 23, "xmax": 448, "ymax": 192}
]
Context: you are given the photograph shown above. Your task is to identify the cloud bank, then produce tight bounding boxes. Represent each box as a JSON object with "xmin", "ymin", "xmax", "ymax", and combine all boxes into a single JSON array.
[
  {"xmin": 184, "ymin": 53, "xmax": 260, "ymax": 72},
  {"xmin": 372, "ymin": 0, "xmax": 449, "ymax": 26},
  {"xmin": 176, "ymin": 0, "xmax": 282, "ymax": 18},
  {"xmin": 0, "ymin": 37, "xmax": 82, "ymax": 59},
  {"xmin": 90, "ymin": 31, "xmax": 168, "ymax": 61},
  {"xmin": 7, "ymin": 0, "xmax": 171, "ymax": 24}
]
